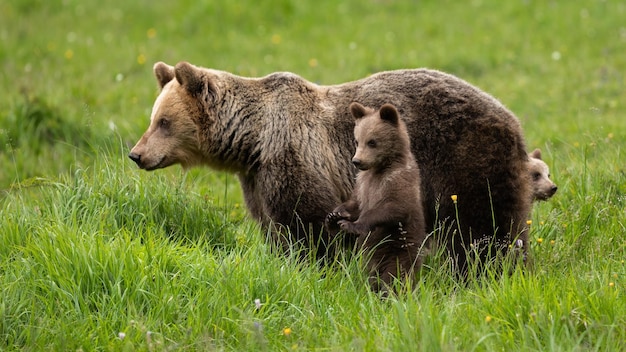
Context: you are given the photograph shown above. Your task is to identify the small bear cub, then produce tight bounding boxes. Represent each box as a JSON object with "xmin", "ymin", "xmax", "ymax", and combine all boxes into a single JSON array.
[
  {"xmin": 528, "ymin": 148, "xmax": 557, "ymax": 202},
  {"xmin": 326, "ymin": 102, "xmax": 427, "ymax": 293}
]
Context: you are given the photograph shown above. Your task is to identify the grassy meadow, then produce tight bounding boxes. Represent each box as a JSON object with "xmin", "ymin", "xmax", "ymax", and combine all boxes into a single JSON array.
[{"xmin": 1, "ymin": 0, "xmax": 625, "ymax": 350}]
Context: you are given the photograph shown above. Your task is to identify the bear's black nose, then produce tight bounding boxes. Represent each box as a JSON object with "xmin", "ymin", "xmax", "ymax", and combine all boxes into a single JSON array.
[
  {"xmin": 128, "ymin": 152, "xmax": 141, "ymax": 165},
  {"xmin": 352, "ymin": 159, "xmax": 361, "ymax": 168},
  {"xmin": 550, "ymin": 185, "xmax": 558, "ymax": 194}
]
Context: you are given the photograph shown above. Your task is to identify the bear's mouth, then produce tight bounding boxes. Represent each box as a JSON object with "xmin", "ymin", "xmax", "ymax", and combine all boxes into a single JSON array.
[{"xmin": 145, "ymin": 156, "xmax": 167, "ymax": 171}]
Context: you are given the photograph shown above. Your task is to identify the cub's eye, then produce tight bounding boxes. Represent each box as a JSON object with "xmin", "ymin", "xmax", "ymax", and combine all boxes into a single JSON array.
[
  {"xmin": 158, "ymin": 118, "xmax": 170, "ymax": 129},
  {"xmin": 367, "ymin": 140, "xmax": 377, "ymax": 148},
  {"xmin": 354, "ymin": 140, "xmax": 359, "ymax": 148},
  {"xmin": 532, "ymin": 172, "xmax": 541, "ymax": 181}
]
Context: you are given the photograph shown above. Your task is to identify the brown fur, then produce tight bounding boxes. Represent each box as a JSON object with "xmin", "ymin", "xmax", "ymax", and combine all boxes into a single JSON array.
[
  {"xmin": 129, "ymin": 61, "xmax": 532, "ymax": 275},
  {"xmin": 326, "ymin": 103, "xmax": 426, "ymax": 293},
  {"xmin": 528, "ymin": 148, "xmax": 557, "ymax": 202}
]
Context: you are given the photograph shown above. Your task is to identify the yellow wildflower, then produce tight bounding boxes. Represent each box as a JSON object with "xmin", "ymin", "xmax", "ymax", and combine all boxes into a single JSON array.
[{"xmin": 137, "ymin": 54, "xmax": 146, "ymax": 65}]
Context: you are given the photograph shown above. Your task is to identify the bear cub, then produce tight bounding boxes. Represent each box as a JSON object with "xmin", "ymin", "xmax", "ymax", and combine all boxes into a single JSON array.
[
  {"xmin": 528, "ymin": 148, "xmax": 557, "ymax": 202},
  {"xmin": 326, "ymin": 102, "xmax": 427, "ymax": 293}
]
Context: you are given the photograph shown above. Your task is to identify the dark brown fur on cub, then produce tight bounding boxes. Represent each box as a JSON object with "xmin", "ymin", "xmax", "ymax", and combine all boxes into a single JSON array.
[{"xmin": 326, "ymin": 103, "xmax": 426, "ymax": 293}]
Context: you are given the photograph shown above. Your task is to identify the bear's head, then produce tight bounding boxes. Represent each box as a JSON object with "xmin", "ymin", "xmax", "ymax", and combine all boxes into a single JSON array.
[
  {"xmin": 349, "ymin": 102, "xmax": 410, "ymax": 172},
  {"xmin": 528, "ymin": 148, "xmax": 557, "ymax": 201},
  {"xmin": 129, "ymin": 62, "xmax": 220, "ymax": 170}
]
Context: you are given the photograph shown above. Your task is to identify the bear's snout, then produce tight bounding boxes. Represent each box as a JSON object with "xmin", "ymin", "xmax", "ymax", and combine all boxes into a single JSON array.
[
  {"xmin": 128, "ymin": 152, "xmax": 142, "ymax": 166},
  {"xmin": 549, "ymin": 185, "xmax": 558, "ymax": 195},
  {"xmin": 352, "ymin": 158, "xmax": 368, "ymax": 170}
]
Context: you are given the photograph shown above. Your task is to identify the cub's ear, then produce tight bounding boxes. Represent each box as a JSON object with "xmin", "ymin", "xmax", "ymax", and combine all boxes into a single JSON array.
[
  {"xmin": 529, "ymin": 148, "xmax": 542, "ymax": 160},
  {"xmin": 379, "ymin": 103, "xmax": 399, "ymax": 125},
  {"xmin": 174, "ymin": 61, "xmax": 218, "ymax": 99},
  {"xmin": 349, "ymin": 102, "xmax": 368, "ymax": 120},
  {"xmin": 153, "ymin": 62, "xmax": 175, "ymax": 89}
]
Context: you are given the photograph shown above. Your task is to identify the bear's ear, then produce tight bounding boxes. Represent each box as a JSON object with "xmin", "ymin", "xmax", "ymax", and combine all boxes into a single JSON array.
[
  {"xmin": 174, "ymin": 62, "xmax": 206, "ymax": 95},
  {"xmin": 349, "ymin": 102, "xmax": 368, "ymax": 120},
  {"xmin": 379, "ymin": 103, "xmax": 399, "ymax": 125},
  {"xmin": 529, "ymin": 148, "xmax": 542, "ymax": 160},
  {"xmin": 154, "ymin": 62, "xmax": 175, "ymax": 89}
]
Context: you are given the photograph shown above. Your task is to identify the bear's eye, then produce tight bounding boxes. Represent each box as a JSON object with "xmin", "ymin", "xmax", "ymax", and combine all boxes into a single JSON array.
[
  {"xmin": 367, "ymin": 140, "xmax": 377, "ymax": 148},
  {"xmin": 158, "ymin": 118, "xmax": 170, "ymax": 129},
  {"xmin": 532, "ymin": 172, "xmax": 541, "ymax": 181}
]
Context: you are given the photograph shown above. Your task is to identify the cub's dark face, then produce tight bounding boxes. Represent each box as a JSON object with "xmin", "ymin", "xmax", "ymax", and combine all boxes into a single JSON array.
[
  {"xmin": 528, "ymin": 152, "xmax": 557, "ymax": 201},
  {"xmin": 352, "ymin": 118, "xmax": 398, "ymax": 171},
  {"xmin": 349, "ymin": 102, "xmax": 405, "ymax": 171}
]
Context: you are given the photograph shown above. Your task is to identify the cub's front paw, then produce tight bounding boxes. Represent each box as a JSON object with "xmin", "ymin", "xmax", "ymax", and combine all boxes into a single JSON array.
[
  {"xmin": 325, "ymin": 211, "xmax": 347, "ymax": 230},
  {"xmin": 338, "ymin": 220, "xmax": 367, "ymax": 236}
]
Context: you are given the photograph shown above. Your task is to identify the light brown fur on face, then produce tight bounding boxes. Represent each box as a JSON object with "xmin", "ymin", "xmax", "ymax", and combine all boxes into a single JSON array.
[
  {"xmin": 129, "ymin": 62, "xmax": 225, "ymax": 171},
  {"xmin": 528, "ymin": 148, "xmax": 557, "ymax": 202},
  {"xmin": 129, "ymin": 81, "xmax": 203, "ymax": 170},
  {"xmin": 129, "ymin": 61, "xmax": 532, "ymax": 275}
]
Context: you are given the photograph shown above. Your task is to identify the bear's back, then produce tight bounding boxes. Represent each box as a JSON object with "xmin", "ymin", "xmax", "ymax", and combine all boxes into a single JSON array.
[{"xmin": 331, "ymin": 68, "xmax": 530, "ymax": 258}]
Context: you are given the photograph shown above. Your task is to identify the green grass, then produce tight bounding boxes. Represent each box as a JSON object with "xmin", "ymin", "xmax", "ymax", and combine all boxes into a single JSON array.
[{"xmin": 1, "ymin": 0, "xmax": 625, "ymax": 350}]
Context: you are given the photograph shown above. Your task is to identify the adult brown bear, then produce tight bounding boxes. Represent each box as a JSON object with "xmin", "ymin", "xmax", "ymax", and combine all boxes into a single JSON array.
[{"xmin": 129, "ymin": 61, "xmax": 531, "ymax": 275}]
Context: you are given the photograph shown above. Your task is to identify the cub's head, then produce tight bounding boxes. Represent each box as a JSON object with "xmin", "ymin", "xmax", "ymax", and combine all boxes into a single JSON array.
[
  {"xmin": 129, "ymin": 61, "xmax": 219, "ymax": 170},
  {"xmin": 528, "ymin": 148, "xmax": 557, "ymax": 202},
  {"xmin": 349, "ymin": 102, "xmax": 410, "ymax": 171}
]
